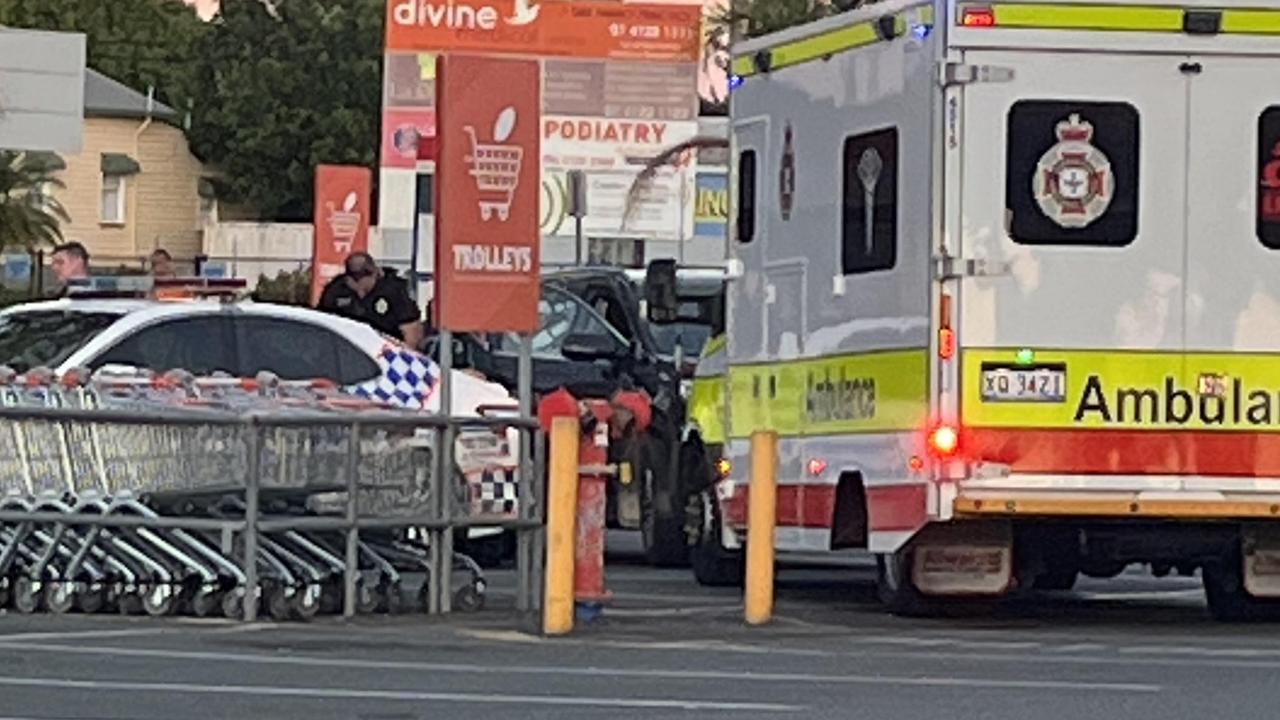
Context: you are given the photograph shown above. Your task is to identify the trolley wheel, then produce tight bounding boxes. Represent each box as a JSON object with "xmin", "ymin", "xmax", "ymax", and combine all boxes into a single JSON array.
[
  {"xmin": 76, "ymin": 585, "xmax": 107, "ymax": 615},
  {"xmin": 352, "ymin": 582, "xmax": 378, "ymax": 614},
  {"xmin": 191, "ymin": 588, "xmax": 222, "ymax": 618},
  {"xmin": 117, "ymin": 591, "xmax": 144, "ymax": 616},
  {"xmin": 221, "ymin": 589, "xmax": 247, "ymax": 620},
  {"xmin": 453, "ymin": 584, "xmax": 485, "ymax": 613},
  {"xmin": 294, "ymin": 585, "xmax": 321, "ymax": 621},
  {"xmin": 267, "ymin": 586, "xmax": 294, "ymax": 621},
  {"xmin": 45, "ymin": 582, "xmax": 77, "ymax": 615},
  {"xmin": 144, "ymin": 585, "xmax": 178, "ymax": 617},
  {"xmin": 0, "ymin": 578, "xmax": 10, "ymax": 609},
  {"xmin": 481, "ymin": 206, "xmax": 492, "ymax": 221},
  {"xmin": 379, "ymin": 580, "xmax": 404, "ymax": 614},
  {"xmin": 498, "ymin": 208, "xmax": 509, "ymax": 221},
  {"xmin": 13, "ymin": 577, "xmax": 43, "ymax": 614}
]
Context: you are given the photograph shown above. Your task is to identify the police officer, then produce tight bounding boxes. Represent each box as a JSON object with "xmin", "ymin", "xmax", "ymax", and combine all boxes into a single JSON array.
[{"xmin": 317, "ymin": 252, "xmax": 424, "ymax": 349}]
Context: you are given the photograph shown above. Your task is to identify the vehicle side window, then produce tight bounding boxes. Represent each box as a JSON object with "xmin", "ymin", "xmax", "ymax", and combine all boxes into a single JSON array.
[
  {"xmin": 491, "ymin": 288, "xmax": 625, "ymax": 359},
  {"xmin": 234, "ymin": 317, "xmax": 379, "ymax": 385},
  {"xmin": 841, "ymin": 127, "xmax": 898, "ymax": 274},
  {"xmin": 91, "ymin": 317, "xmax": 237, "ymax": 375},
  {"xmin": 736, "ymin": 149, "xmax": 757, "ymax": 244},
  {"xmin": 1258, "ymin": 106, "xmax": 1280, "ymax": 249},
  {"xmin": 1006, "ymin": 100, "xmax": 1139, "ymax": 247}
]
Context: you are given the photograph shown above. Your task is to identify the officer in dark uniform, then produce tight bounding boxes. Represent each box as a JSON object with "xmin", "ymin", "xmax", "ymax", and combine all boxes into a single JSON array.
[{"xmin": 316, "ymin": 252, "xmax": 424, "ymax": 349}]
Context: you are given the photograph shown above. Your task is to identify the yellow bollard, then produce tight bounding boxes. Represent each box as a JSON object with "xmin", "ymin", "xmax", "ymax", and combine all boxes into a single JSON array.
[
  {"xmin": 744, "ymin": 430, "xmax": 778, "ymax": 625},
  {"xmin": 543, "ymin": 417, "xmax": 580, "ymax": 635}
]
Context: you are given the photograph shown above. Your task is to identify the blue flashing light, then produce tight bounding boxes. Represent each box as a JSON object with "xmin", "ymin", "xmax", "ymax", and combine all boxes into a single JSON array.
[
  {"xmin": 728, "ymin": 74, "xmax": 744, "ymax": 91},
  {"xmin": 911, "ymin": 23, "xmax": 932, "ymax": 40}
]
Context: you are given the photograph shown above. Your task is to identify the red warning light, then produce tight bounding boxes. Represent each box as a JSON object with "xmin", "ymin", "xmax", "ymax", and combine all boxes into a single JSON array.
[
  {"xmin": 929, "ymin": 425, "xmax": 960, "ymax": 457},
  {"xmin": 961, "ymin": 7, "xmax": 997, "ymax": 26}
]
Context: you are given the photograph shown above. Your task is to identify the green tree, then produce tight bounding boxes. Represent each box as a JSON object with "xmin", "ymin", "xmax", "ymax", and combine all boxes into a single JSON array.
[
  {"xmin": 187, "ymin": 0, "xmax": 384, "ymax": 221},
  {"xmin": 0, "ymin": 151, "xmax": 71, "ymax": 253},
  {"xmin": 0, "ymin": 0, "xmax": 206, "ymax": 112}
]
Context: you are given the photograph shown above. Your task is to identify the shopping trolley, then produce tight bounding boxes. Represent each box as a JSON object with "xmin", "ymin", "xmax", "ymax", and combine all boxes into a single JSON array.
[{"xmin": 464, "ymin": 125, "xmax": 523, "ymax": 221}]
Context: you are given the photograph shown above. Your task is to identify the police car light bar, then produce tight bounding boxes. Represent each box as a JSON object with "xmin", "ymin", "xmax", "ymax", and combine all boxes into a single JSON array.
[{"xmin": 66, "ymin": 276, "xmax": 249, "ymax": 300}]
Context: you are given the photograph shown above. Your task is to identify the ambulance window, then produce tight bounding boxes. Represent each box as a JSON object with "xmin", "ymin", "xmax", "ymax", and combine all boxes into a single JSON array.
[
  {"xmin": 1006, "ymin": 100, "xmax": 1139, "ymax": 246},
  {"xmin": 841, "ymin": 128, "xmax": 898, "ymax": 275},
  {"xmin": 737, "ymin": 150, "xmax": 757, "ymax": 243},
  {"xmin": 1257, "ymin": 106, "xmax": 1280, "ymax": 249}
]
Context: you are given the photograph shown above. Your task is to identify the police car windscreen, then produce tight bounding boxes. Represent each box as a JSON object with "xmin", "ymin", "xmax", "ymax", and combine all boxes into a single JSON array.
[{"xmin": 0, "ymin": 311, "xmax": 121, "ymax": 372}]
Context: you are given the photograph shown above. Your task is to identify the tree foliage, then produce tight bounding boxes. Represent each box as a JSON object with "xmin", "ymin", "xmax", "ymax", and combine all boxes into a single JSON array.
[
  {"xmin": 186, "ymin": 0, "xmax": 384, "ymax": 221},
  {"xmin": 0, "ymin": 152, "xmax": 72, "ymax": 253},
  {"xmin": 718, "ymin": 0, "xmax": 873, "ymax": 40}
]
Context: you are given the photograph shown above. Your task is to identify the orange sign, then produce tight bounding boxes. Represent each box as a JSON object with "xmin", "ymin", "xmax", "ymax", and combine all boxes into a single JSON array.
[
  {"xmin": 435, "ymin": 54, "xmax": 541, "ymax": 333},
  {"xmin": 385, "ymin": 0, "xmax": 701, "ymax": 63},
  {"xmin": 310, "ymin": 165, "xmax": 372, "ymax": 305}
]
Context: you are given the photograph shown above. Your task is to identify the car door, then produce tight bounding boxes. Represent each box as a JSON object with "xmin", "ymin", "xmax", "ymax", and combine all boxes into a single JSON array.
[
  {"xmin": 473, "ymin": 286, "xmax": 630, "ymax": 398},
  {"xmin": 88, "ymin": 316, "xmax": 239, "ymax": 375},
  {"xmin": 231, "ymin": 316, "xmax": 381, "ymax": 385}
]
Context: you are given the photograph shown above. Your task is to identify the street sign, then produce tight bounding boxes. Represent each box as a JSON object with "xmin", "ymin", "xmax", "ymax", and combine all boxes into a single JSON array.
[{"xmin": 434, "ymin": 54, "xmax": 541, "ymax": 333}]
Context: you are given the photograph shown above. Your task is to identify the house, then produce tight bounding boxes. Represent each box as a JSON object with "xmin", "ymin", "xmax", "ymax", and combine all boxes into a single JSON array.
[{"xmin": 34, "ymin": 68, "xmax": 218, "ymax": 271}]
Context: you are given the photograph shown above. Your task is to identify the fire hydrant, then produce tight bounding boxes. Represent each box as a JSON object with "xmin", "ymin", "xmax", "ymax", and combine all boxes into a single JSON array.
[{"xmin": 537, "ymin": 387, "xmax": 653, "ymax": 628}]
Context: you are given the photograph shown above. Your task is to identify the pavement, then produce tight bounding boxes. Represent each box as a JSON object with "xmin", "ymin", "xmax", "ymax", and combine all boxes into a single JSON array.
[{"xmin": 1, "ymin": 533, "xmax": 1279, "ymax": 720}]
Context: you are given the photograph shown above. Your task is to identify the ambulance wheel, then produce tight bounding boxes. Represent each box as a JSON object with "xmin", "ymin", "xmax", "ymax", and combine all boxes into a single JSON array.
[
  {"xmin": 1203, "ymin": 546, "xmax": 1274, "ymax": 622},
  {"xmin": 690, "ymin": 492, "xmax": 743, "ymax": 587},
  {"xmin": 875, "ymin": 551, "xmax": 932, "ymax": 617}
]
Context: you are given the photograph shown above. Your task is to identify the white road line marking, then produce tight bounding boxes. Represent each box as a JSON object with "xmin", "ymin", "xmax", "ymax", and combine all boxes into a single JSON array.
[
  {"xmin": 0, "ymin": 642, "xmax": 1159, "ymax": 694},
  {"xmin": 0, "ymin": 676, "xmax": 804, "ymax": 713},
  {"xmin": 0, "ymin": 628, "xmax": 170, "ymax": 643}
]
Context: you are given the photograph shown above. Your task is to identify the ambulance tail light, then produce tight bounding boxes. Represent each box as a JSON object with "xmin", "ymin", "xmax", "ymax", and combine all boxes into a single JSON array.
[
  {"xmin": 716, "ymin": 457, "xmax": 732, "ymax": 480},
  {"xmin": 928, "ymin": 424, "xmax": 960, "ymax": 458},
  {"xmin": 960, "ymin": 6, "xmax": 997, "ymax": 27}
]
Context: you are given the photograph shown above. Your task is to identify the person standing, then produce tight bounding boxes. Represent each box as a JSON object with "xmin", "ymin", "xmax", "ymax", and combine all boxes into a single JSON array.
[
  {"xmin": 50, "ymin": 242, "xmax": 91, "ymax": 296},
  {"xmin": 316, "ymin": 252, "xmax": 424, "ymax": 349},
  {"xmin": 150, "ymin": 248, "xmax": 177, "ymax": 278}
]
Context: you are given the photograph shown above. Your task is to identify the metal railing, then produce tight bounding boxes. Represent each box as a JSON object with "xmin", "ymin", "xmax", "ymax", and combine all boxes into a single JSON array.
[{"xmin": 0, "ymin": 378, "xmax": 544, "ymax": 622}]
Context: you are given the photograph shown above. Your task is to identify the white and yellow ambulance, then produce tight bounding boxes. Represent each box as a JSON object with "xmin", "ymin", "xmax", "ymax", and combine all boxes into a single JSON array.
[{"xmin": 723, "ymin": 0, "xmax": 1280, "ymax": 618}]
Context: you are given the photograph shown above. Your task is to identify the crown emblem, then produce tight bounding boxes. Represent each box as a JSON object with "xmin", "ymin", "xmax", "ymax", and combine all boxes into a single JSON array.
[{"xmin": 1054, "ymin": 113, "xmax": 1094, "ymax": 143}]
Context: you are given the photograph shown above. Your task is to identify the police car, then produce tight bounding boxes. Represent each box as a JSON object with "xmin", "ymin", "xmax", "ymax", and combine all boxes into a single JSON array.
[{"xmin": 0, "ymin": 276, "xmax": 521, "ymax": 543}]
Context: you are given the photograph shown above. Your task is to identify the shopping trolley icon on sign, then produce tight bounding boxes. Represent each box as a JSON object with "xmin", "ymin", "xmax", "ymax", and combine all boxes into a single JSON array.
[
  {"xmin": 463, "ymin": 106, "xmax": 523, "ymax": 222},
  {"xmin": 325, "ymin": 191, "xmax": 363, "ymax": 254}
]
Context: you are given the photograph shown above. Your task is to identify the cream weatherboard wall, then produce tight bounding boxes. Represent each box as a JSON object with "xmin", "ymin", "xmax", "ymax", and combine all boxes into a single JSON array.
[{"xmin": 50, "ymin": 117, "xmax": 208, "ymax": 265}]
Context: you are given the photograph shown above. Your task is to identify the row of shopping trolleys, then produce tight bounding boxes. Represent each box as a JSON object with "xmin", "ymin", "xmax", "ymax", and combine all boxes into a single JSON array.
[{"xmin": 0, "ymin": 367, "xmax": 487, "ymax": 620}]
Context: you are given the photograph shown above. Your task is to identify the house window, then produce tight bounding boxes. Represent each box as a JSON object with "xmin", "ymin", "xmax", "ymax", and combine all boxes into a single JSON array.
[
  {"xmin": 1005, "ymin": 100, "xmax": 1139, "ymax": 246},
  {"xmin": 841, "ymin": 127, "xmax": 899, "ymax": 275},
  {"xmin": 101, "ymin": 175, "xmax": 126, "ymax": 224}
]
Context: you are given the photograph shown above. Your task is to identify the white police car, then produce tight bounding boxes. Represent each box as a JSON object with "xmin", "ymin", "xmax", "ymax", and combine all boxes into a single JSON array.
[{"xmin": 0, "ymin": 277, "xmax": 521, "ymax": 542}]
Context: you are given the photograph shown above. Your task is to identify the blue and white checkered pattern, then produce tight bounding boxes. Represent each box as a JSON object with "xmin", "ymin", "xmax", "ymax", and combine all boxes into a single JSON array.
[{"xmin": 348, "ymin": 346, "xmax": 439, "ymax": 409}]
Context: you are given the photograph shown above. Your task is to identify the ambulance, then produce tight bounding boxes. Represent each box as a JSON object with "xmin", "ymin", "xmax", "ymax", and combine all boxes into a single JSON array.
[{"xmin": 721, "ymin": 0, "xmax": 1280, "ymax": 619}]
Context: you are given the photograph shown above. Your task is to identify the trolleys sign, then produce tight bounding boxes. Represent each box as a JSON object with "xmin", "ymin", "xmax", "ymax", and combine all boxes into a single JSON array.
[{"xmin": 435, "ymin": 54, "xmax": 541, "ymax": 333}]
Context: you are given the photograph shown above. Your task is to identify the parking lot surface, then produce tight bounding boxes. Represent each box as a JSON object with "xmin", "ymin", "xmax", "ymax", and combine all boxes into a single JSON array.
[{"xmin": 1, "ymin": 536, "xmax": 1277, "ymax": 720}]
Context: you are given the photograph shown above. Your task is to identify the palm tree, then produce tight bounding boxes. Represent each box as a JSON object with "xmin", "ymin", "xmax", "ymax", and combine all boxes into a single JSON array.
[{"xmin": 0, "ymin": 149, "xmax": 71, "ymax": 253}]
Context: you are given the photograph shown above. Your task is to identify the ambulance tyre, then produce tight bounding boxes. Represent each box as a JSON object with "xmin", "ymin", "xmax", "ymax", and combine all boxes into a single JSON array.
[
  {"xmin": 690, "ymin": 491, "xmax": 743, "ymax": 587},
  {"xmin": 875, "ymin": 550, "xmax": 932, "ymax": 617},
  {"xmin": 1203, "ymin": 545, "xmax": 1274, "ymax": 622},
  {"xmin": 1032, "ymin": 566, "xmax": 1079, "ymax": 592}
]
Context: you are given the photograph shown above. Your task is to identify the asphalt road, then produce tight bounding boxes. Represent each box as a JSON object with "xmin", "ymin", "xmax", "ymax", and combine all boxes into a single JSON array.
[{"xmin": 1, "ymin": 534, "xmax": 1279, "ymax": 720}]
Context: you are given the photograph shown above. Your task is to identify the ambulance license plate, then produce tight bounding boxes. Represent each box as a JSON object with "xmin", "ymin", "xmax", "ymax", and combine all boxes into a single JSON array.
[{"xmin": 980, "ymin": 366, "xmax": 1066, "ymax": 403}]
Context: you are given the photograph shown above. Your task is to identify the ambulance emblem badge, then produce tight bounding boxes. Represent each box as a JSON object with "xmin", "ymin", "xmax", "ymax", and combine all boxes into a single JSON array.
[{"xmin": 1033, "ymin": 113, "xmax": 1113, "ymax": 228}]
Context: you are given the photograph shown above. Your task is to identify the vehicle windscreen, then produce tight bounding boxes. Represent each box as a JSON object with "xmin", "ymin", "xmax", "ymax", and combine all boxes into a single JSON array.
[
  {"xmin": 0, "ymin": 310, "xmax": 121, "ymax": 372},
  {"xmin": 648, "ymin": 320, "xmax": 714, "ymax": 358}
]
